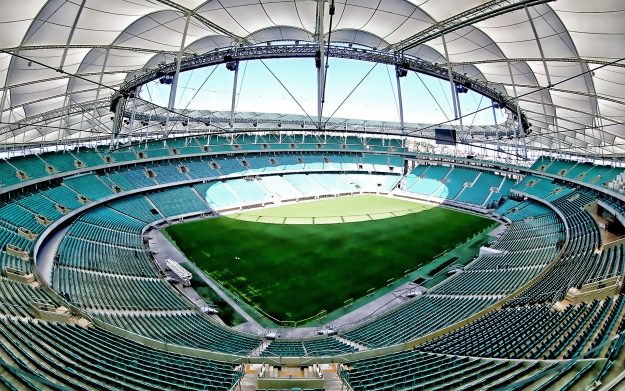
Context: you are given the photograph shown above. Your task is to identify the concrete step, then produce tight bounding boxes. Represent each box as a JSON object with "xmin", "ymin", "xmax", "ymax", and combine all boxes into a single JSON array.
[
  {"xmin": 336, "ymin": 336, "xmax": 367, "ymax": 352},
  {"xmin": 240, "ymin": 364, "xmax": 260, "ymax": 391},
  {"xmin": 323, "ymin": 365, "xmax": 345, "ymax": 391}
]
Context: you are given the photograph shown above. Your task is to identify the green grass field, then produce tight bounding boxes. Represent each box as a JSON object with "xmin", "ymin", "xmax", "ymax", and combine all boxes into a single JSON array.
[{"xmin": 165, "ymin": 195, "xmax": 493, "ymax": 323}]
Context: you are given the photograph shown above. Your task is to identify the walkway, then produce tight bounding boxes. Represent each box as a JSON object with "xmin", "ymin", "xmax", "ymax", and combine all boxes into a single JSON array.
[{"xmin": 147, "ymin": 228, "xmax": 265, "ymax": 334}]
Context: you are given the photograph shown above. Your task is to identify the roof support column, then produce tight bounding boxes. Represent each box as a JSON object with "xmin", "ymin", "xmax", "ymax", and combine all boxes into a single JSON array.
[
  {"xmin": 492, "ymin": 101, "xmax": 500, "ymax": 159},
  {"xmin": 455, "ymin": 85, "xmax": 467, "ymax": 153},
  {"xmin": 553, "ymin": 109, "xmax": 562, "ymax": 158},
  {"xmin": 228, "ymin": 61, "xmax": 240, "ymax": 129},
  {"xmin": 596, "ymin": 116, "xmax": 611, "ymax": 163},
  {"xmin": 143, "ymin": 111, "xmax": 152, "ymax": 144},
  {"xmin": 0, "ymin": 88, "xmax": 7, "ymax": 123},
  {"xmin": 395, "ymin": 66, "xmax": 405, "ymax": 131},
  {"xmin": 59, "ymin": 0, "xmax": 86, "ymax": 70},
  {"xmin": 506, "ymin": 60, "xmax": 526, "ymax": 160},
  {"xmin": 76, "ymin": 110, "xmax": 85, "ymax": 148},
  {"xmin": 587, "ymin": 79, "xmax": 604, "ymax": 160},
  {"xmin": 60, "ymin": 94, "xmax": 71, "ymax": 144},
  {"xmin": 110, "ymin": 97, "xmax": 125, "ymax": 148},
  {"xmin": 164, "ymin": 12, "xmax": 192, "ymax": 139},
  {"xmin": 537, "ymin": 89, "xmax": 560, "ymax": 158},
  {"xmin": 87, "ymin": 47, "xmax": 109, "ymax": 140},
  {"xmin": 316, "ymin": 0, "xmax": 326, "ymax": 130},
  {"xmin": 526, "ymin": 6, "xmax": 568, "ymax": 159},
  {"xmin": 524, "ymin": 6, "xmax": 551, "ymax": 87},
  {"xmin": 441, "ymin": 34, "xmax": 459, "ymax": 120},
  {"xmin": 126, "ymin": 86, "xmax": 140, "ymax": 144}
]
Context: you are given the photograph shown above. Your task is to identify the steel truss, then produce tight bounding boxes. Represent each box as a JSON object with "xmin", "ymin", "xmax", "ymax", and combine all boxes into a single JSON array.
[
  {"xmin": 111, "ymin": 44, "xmax": 519, "ymax": 122},
  {"xmin": 392, "ymin": 0, "xmax": 555, "ymax": 52}
]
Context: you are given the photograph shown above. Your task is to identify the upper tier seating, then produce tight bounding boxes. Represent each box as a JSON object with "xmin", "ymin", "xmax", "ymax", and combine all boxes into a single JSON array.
[
  {"xmin": 406, "ymin": 165, "xmax": 451, "ymax": 196},
  {"xmin": 109, "ymin": 195, "xmax": 164, "ymax": 223},
  {"xmin": 148, "ymin": 187, "xmax": 210, "ymax": 217},
  {"xmin": 40, "ymin": 151, "xmax": 81, "ymax": 172},
  {"xmin": 456, "ymin": 172, "xmax": 505, "ymax": 206},
  {"xmin": 64, "ymin": 174, "xmax": 114, "ymax": 201},
  {"xmin": 183, "ymin": 158, "xmax": 220, "ymax": 180},
  {"xmin": 531, "ymin": 157, "xmax": 622, "ymax": 187},
  {"xmin": 148, "ymin": 163, "xmax": 190, "ymax": 184},
  {"xmin": 402, "ymin": 165, "xmax": 509, "ymax": 207},
  {"xmin": 0, "ymin": 135, "xmax": 406, "ymax": 190},
  {"xmin": 10, "ymin": 155, "xmax": 51, "ymax": 180}
]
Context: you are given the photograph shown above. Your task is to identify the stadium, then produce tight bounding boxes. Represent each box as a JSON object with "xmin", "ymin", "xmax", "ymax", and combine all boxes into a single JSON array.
[{"xmin": 0, "ymin": 0, "xmax": 625, "ymax": 390}]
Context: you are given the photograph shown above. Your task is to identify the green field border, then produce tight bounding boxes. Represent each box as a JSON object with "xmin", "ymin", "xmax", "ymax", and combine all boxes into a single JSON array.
[
  {"xmin": 162, "ymin": 195, "xmax": 500, "ymax": 328},
  {"xmin": 299, "ymin": 224, "xmax": 497, "ymax": 326},
  {"xmin": 168, "ymin": 221, "xmax": 497, "ymax": 328}
]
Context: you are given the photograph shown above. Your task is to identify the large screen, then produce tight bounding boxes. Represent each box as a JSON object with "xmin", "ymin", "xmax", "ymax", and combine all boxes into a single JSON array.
[{"xmin": 435, "ymin": 128, "xmax": 457, "ymax": 145}]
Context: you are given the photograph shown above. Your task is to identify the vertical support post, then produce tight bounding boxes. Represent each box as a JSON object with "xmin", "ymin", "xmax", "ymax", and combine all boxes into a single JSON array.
[
  {"xmin": 229, "ymin": 62, "xmax": 240, "ymax": 129},
  {"xmin": 126, "ymin": 86, "xmax": 140, "ymax": 144},
  {"xmin": 538, "ymin": 92, "xmax": 556, "ymax": 159},
  {"xmin": 585, "ymin": 74, "xmax": 602, "ymax": 159},
  {"xmin": 0, "ymin": 89, "xmax": 6, "ymax": 152},
  {"xmin": 395, "ymin": 69, "xmax": 405, "ymax": 130},
  {"xmin": 110, "ymin": 97, "xmax": 126, "ymax": 148},
  {"xmin": 455, "ymin": 86, "xmax": 466, "ymax": 153},
  {"xmin": 506, "ymin": 60, "xmax": 526, "ymax": 160},
  {"xmin": 316, "ymin": 0, "xmax": 325, "ymax": 130},
  {"xmin": 76, "ymin": 110, "xmax": 85, "ymax": 148},
  {"xmin": 164, "ymin": 13, "xmax": 192, "ymax": 138},
  {"xmin": 492, "ymin": 101, "xmax": 500, "ymax": 159},
  {"xmin": 525, "ymin": 6, "xmax": 551, "ymax": 88},
  {"xmin": 59, "ymin": 0, "xmax": 86, "ymax": 70},
  {"xmin": 522, "ymin": 122, "xmax": 528, "ymax": 159},
  {"xmin": 553, "ymin": 119, "xmax": 563, "ymax": 159},
  {"xmin": 0, "ymin": 88, "xmax": 7, "ymax": 120},
  {"xmin": 143, "ymin": 112, "xmax": 152, "ymax": 144},
  {"xmin": 60, "ymin": 95, "xmax": 71, "ymax": 144},
  {"xmin": 87, "ymin": 47, "xmax": 110, "ymax": 143},
  {"xmin": 441, "ymin": 34, "xmax": 458, "ymax": 119}
]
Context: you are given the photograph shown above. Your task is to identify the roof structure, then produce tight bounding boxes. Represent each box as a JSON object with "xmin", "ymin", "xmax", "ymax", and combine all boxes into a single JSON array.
[{"xmin": 0, "ymin": 0, "xmax": 624, "ymax": 157}]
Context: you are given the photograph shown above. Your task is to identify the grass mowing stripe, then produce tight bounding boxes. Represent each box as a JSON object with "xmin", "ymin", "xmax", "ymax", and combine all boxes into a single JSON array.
[{"xmin": 165, "ymin": 196, "xmax": 493, "ymax": 322}]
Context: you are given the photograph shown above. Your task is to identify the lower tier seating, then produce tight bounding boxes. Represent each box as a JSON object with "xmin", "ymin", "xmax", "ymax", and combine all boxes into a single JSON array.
[
  {"xmin": 342, "ymin": 296, "xmax": 498, "ymax": 348},
  {"xmin": 98, "ymin": 312, "xmax": 263, "ymax": 355},
  {"xmin": 0, "ymin": 317, "xmax": 243, "ymax": 390},
  {"xmin": 339, "ymin": 349, "xmax": 586, "ymax": 391},
  {"xmin": 261, "ymin": 338, "xmax": 358, "ymax": 357}
]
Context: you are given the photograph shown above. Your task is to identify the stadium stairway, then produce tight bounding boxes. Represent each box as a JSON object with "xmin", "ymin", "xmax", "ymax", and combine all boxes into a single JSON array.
[
  {"xmin": 322, "ymin": 368, "xmax": 344, "ymax": 391},
  {"xmin": 238, "ymin": 369, "xmax": 260, "ymax": 391},
  {"xmin": 336, "ymin": 336, "xmax": 368, "ymax": 352},
  {"xmin": 249, "ymin": 339, "xmax": 272, "ymax": 357}
]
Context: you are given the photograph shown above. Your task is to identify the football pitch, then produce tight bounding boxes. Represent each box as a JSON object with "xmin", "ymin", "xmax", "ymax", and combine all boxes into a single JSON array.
[{"xmin": 164, "ymin": 195, "xmax": 494, "ymax": 323}]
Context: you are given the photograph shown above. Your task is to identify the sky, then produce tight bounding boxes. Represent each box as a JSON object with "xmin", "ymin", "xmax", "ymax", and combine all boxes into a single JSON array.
[{"xmin": 142, "ymin": 58, "xmax": 507, "ymax": 126}]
